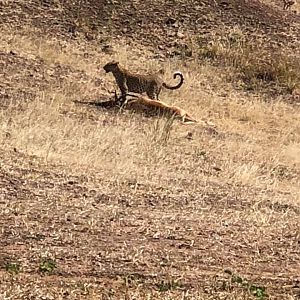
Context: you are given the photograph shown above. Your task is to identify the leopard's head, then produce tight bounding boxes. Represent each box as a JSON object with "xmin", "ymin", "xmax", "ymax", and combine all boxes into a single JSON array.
[{"xmin": 103, "ymin": 61, "xmax": 119, "ymax": 73}]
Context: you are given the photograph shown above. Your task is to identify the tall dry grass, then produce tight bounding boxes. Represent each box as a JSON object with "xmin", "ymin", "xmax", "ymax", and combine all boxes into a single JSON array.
[{"xmin": 0, "ymin": 28, "xmax": 299, "ymax": 201}]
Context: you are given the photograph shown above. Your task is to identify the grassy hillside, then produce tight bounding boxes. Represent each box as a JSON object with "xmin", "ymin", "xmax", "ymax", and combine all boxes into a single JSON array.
[{"xmin": 0, "ymin": 1, "xmax": 299, "ymax": 299}]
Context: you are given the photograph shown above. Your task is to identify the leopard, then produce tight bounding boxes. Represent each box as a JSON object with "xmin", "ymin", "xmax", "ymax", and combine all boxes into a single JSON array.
[{"xmin": 103, "ymin": 61, "xmax": 184, "ymax": 103}]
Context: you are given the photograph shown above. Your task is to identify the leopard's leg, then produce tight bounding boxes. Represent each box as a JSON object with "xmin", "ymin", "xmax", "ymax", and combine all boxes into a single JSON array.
[
  {"xmin": 118, "ymin": 79, "xmax": 129, "ymax": 107},
  {"xmin": 147, "ymin": 85, "xmax": 158, "ymax": 100},
  {"xmin": 155, "ymin": 86, "xmax": 162, "ymax": 100},
  {"xmin": 114, "ymin": 90, "xmax": 119, "ymax": 102}
]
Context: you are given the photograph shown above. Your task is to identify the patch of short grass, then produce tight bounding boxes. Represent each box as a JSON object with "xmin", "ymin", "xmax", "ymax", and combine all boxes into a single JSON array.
[
  {"xmin": 5, "ymin": 262, "xmax": 21, "ymax": 275},
  {"xmin": 39, "ymin": 258, "xmax": 57, "ymax": 274}
]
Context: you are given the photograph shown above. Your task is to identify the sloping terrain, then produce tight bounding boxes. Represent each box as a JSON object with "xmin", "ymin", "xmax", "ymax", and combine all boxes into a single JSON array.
[{"xmin": 0, "ymin": 1, "xmax": 300, "ymax": 299}]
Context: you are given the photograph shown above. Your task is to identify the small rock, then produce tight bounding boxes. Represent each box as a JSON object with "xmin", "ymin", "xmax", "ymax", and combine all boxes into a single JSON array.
[
  {"xmin": 186, "ymin": 132, "xmax": 193, "ymax": 140},
  {"xmin": 212, "ymin": 166, "xmax": 222, "ymax": 172},
  {"xmin": 165, "ymin": 17, "xmax": 177, "ymax": 26},
  {"xmin": 177, "ymin": 32, "xmax": 184, "ymax": 39},
  {"xmin": 101, "ymin": 44, "xmax": 114, "ymax": 54}
]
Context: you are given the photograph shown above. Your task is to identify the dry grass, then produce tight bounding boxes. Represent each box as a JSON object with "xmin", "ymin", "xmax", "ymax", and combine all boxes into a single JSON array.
[
  {"xmin": 1, "ymin": 33, "xmax": 299, "ymax": 188},
  {"xmin": 195, "ymin": 25, "xmax": 300, "ymax": 94},
  {"xmin": 0, "ymin": 22, "xmax": 300, "ymax": 300}
]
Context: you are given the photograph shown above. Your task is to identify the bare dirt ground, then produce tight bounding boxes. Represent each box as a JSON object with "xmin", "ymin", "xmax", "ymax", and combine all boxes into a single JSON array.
[{"xmin": 0, "ymin": 0, "xmax": 300, "ymax": 299}]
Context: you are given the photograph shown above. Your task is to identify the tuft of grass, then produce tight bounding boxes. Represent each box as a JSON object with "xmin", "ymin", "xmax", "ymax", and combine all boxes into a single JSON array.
[
  {"xmin": 225, "ymin": 270, "xmax": 268, "ymax": 300},
  {"xmin": 240, "ymin": 52, "xmax": 299, "ymax": 93},
  {"xmin": 150, "ymin": 114, "xmax": 175, "ymax": 145},
  {"xmin": 155, "ymin": 279, "xmax": 184, "ymax": 292},
  {"xmin": 39, "ymin": 258, "xmax": 57, "ymax": 274},
  {"xmin": 5, "ymin": 262, "xmax": 21, "ymax": 275}
]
